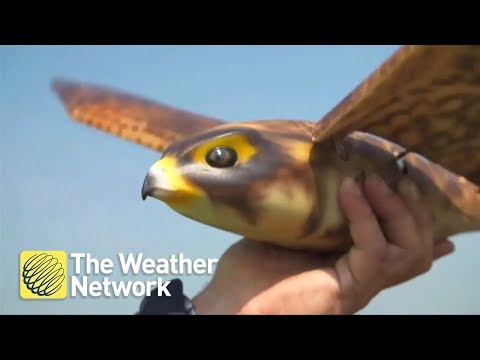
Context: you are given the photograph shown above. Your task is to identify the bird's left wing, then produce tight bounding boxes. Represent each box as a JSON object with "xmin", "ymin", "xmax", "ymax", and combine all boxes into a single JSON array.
[
  {"xmin": 312, "ymin": 45, "xmax": 480, "ymax": 184},
  {"xmin": 52, "ymin": 79, "xmax": 226, "ymax": 152}
]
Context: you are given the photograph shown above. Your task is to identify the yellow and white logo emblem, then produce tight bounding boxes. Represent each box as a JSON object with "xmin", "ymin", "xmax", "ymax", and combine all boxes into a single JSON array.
[{"xmin": 20, "ymin": 251, "xmax": 67, "ymax": 299}]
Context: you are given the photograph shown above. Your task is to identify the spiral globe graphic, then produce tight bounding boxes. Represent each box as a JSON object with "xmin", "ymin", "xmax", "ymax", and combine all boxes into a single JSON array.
[{"xmin": 22, "ymin": 253, "xmax": 65, "ymax": 296}]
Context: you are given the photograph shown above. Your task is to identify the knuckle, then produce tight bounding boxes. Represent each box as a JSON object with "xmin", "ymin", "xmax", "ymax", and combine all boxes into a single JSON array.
[
  {"xmin": 419, "ymin": 260, "xmax": 432, "ymax": 274},
  {"xmin": 424, "ymin": 212, "xmax": 435, "ymax": 230},
  {"xmin": 357, "ymin": 206, "xmax": 377, "ymax": 223},
  {"xmin": 350, "ymin": 212, "xmax": 377, "ymax": 231},
  {"xmin": 381, "ymin": 203, "xmax": 408, "ymax": 223},
  {"xmin": 404, "ymin": 249, "xmax": 432, "ymax": 275},
  {"xmin": 414, "ymin": 255, "xmax": 433, "ymax": 274},
  {"xmin": 372, "ymin": 242, "xmax": 388, "ymax": 261}
]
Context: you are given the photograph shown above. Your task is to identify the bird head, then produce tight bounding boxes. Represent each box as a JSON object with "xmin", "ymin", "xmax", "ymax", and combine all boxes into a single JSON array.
[{"xmin": 141, "ymin": 120, "xmax": 319, "ymax": 244}]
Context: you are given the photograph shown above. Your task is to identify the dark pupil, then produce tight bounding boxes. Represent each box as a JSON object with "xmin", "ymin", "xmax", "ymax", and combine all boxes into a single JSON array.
[{"xmin": 206, "ymin": 147, "xmax": 237, "ymax": 168}]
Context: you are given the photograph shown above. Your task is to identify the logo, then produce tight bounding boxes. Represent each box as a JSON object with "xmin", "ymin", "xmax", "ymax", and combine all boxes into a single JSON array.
[{"xmin": 20, "ymin": 251, "xmax": 67, "ymax": 299}]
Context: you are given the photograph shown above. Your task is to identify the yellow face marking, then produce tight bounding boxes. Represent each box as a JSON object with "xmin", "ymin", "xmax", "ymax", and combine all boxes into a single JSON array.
[
  {"xmin": 283, "ymin": 140, "xmax": 312, "ymax": 163},
  {"xmin": 171, "ymin": 181, "xmax": 313, "ymax": 244},
  {"xmin": 151, "ymin": 157, "xmax": 203, "ymax": 204},
  {"xmin": 191, "ymin": 134, "xmax": 257, "ymax": 165}
]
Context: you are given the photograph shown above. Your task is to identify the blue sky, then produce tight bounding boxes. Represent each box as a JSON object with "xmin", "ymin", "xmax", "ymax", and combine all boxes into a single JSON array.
[{"xmin": 1, "ymin": 45, "xmax": 479, "ymax": 314}]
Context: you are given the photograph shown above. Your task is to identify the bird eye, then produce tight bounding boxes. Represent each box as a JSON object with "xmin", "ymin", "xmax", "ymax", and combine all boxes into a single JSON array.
[{"xmin": 206, "ymin": 146, "xmax": 238, "ymax": 168}]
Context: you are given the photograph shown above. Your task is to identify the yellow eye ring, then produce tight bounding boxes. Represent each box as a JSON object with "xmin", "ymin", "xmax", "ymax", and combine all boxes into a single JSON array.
[{"xmin": 192, "ymin": 134, "xmax": 257, "ymax": 165}]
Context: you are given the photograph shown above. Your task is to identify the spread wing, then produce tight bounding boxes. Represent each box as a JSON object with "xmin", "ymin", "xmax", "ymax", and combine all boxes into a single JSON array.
[
  {"xmin": 51, "ymin": 79, "xmax": 226, "ymax": 152},
  {"xmin": 312, "ymin": 45, "xmax": 480, "ymax": 184}
]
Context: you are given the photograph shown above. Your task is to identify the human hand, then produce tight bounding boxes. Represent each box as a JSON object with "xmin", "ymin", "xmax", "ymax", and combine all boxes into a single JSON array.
[{"xmin": 192, "ymin": 174, "xmax": 455, "ymax": 314}]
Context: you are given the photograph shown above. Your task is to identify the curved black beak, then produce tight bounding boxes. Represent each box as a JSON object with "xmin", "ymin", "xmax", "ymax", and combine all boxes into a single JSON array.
[{"xmin": 141, "ymin": 174, "xmax": 152, "ymax": 201}]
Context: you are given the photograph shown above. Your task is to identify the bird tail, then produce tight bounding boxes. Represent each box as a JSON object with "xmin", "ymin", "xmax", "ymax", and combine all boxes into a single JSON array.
[{"xmin": 402, "ymin": 152, "xmax": 480, "ymax": 237}]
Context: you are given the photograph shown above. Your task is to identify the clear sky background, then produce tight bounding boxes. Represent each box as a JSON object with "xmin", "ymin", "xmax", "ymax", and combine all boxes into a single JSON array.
[{"xmin": 1, "ymin": 45, "xmax": 479, "ymax": 314}]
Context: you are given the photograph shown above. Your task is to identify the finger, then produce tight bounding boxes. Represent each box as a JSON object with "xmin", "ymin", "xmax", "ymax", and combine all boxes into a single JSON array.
[
  {"xmin": 397, "ymin": 178, "xmax": 434, "ymax": 248},
  {"xmin": 363, "ymin": 173, "xmax": 420, "ymax": 250},
  {"xmin": 433, "ymin": 239, "xmax": 455, "ymax": 260},
  {"xmin": 339, "ymin": 177, "xmax": 387, "ymax": 257}
]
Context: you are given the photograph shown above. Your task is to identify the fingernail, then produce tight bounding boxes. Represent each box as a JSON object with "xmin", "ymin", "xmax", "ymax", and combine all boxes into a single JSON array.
[
  {"xmin": 398, "ymin": 179, "xmax": 420, "ymax": 201},
  {"xmin": 340, "ymin": 177, "xmax": 361, "ymax": 196},
  {"xmin": 366, "ymin": 173, "xmax": 390, "ymax": 194}
]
